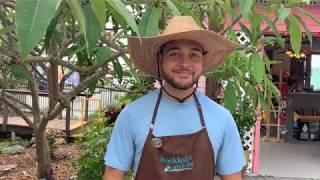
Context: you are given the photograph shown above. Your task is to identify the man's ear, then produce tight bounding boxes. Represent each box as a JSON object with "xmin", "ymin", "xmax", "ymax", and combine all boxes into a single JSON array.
[
  {"xmin": 156, "ymin": 52, "xmax": 163, "ymax": 79},
  {"xmin": 157, "ymin": 52, "xmax": 162, "ymax": 64}
]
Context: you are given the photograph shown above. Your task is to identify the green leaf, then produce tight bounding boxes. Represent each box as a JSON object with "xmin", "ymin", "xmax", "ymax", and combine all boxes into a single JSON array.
[
  {"xmin": 16, "ymin": 0, "xmax": 62, "ymax": 58},
  {"xmin": 10, "ymin": 65, "xmax": 33, "ymax": 82},
  {"xmin": 138, "ymin": 7, "xmax": 162, "ymax": 37},
  {"xmin": 260, "ymin": 14, "xmax": 281, "ymax": 38},
  {"xmin": 83, "ymin": 4, "xmax": 101, "ymax": 53},
  {"xmin": 262, "ymin": 37, "xmax": 285, "ymax": 48},
  {"xmin": 224, "ymin": 81, "xmax": 237, "ymax": 113},
  {"xmin": 249, "ymin": 12, "xmax": 261, "ymax": 45},
  {"xmin": 287, "ymin": 16, "xmax": 302, "ymax": 55},
  {"xmin": 287, "ymin": 0, "xmax": 310, "ymax": 6},
  {"xmin": 277, "ymin": 7, "xmax": 291, "ymax": 23},
  {"xmin": 44, "ymin": 15, "xmax": 60, "ymax": 53},
  {"xmin": 107, "ymin": 6, "xmax": 126, "ymax": 29},
  {"xmin": 240, "ymin": 0, "xmax": 253, "ymax": 20},
  {"xmin": 95, "ymin": 47, "xmax": 111, "ymax": 65},
  {"xmin": 88, "ymin": 80, "xmax": 97, "ymax": 94},
  {"xmin": 293, "ymin": 14, "xmax": 313, "ymax": 48},
  {"xmin": 166, "ymin": 0, "xmax": 181, "ymax": 16},
  {"xmin": 208, "ymin": 5, "xmax": 224, "ymax": 30},
  {"xmin": 250, "ymin": 53, "xmax": 265, "ymax": 83},
  {"xmin": 67, "ymin": 0, "xmax": 87, "ymax": 46},
  {"xmin": 294, "ymin": 6, "xmax": 320, "ymax": 25},
  {"xmin": 258, "ymin": 91, "xmax": 267, "ymax": 112},
  {"xmin": 106, "ymin": 0, "xmax": 140, "ymax": 36},
  {"xmin": 91, "ymin": 0, "xmax": 107, "ymax": 30},
  {"xmin": 265, "ymin": 76, "xmax": 280, "ymax": 97},
  {"xmin": 113, "ymin": 61, "xmax": 123, "ymax": 84},
  {"xmin": 0, "ymin": 25, "xmax": 16, "ymax": 37},
  {"xmin": 169, "ymin": 0, "xmax": 202, "ymax": 26}
]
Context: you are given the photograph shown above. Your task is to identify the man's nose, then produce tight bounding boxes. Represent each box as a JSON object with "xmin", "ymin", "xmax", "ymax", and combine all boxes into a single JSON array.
[{"xmin": 178, "ymin": 54, "xmax": 192, "ymax": 65}]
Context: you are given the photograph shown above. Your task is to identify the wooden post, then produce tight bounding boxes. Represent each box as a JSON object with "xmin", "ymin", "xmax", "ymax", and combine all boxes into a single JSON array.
[
  {"xmin": 85, "ymin": 95, "xmax": 89, "ymax": 121},
  {"xmin": 65, "ymin": 105, "xmax": 71, "ymax": 143}
]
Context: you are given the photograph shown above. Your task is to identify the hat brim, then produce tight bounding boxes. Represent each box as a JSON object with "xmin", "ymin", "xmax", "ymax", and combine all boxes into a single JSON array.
[{"xmin": 128, "ymin": 30, "xmax": 238, "ymax": 78}]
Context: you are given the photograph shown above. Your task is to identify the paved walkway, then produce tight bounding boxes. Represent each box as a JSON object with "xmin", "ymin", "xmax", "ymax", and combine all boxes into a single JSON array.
[
  {"xmin": 215, "ymin": 176, "xmax": 319, "ymax": 180},
  {"xmin": 260, "ymin": 140, "xmax": 320, "ymax": 179},
  {"xmin": 244, "ymin": 176, "xmax": 319, "ymax": 180}
]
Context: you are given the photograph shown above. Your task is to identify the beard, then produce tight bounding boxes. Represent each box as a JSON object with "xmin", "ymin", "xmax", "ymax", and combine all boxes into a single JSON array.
[{"xmin": 162, "ymin": 67, "xmax": 201, "ymax": 90}]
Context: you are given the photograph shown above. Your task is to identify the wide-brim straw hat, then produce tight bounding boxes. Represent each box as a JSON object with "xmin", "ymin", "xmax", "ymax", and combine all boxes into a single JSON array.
[{"xmin": 128, "ymin": 16, "xmax": 238, "ymax": 78}]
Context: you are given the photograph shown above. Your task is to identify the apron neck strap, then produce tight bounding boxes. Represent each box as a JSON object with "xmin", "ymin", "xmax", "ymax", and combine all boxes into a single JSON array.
[
  {"xmin": 150, "ymin": 90, "xmax": 163, "ymax": 128},
  {"xmin": 193, "ymin": 93, "xmax": 206, "ymax": 127},
  {"xmin": 150, "ymin": 89, "xmax": 206, "ymax": 130}
]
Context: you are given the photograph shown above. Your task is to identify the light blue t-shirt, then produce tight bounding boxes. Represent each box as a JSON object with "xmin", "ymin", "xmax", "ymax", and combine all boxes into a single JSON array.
[{"xmin": 104, "ymin": 89, "xmax": 245, "ymax": 175}]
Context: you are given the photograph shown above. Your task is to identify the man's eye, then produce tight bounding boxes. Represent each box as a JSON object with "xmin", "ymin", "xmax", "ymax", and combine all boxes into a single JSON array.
[
  {"xmin": 190, "ymin": 53, "xmax": 201, "ymax": 58},
  {"xmin": 169, "ymin": 52, "xmax": 179, "ymax": 56}
]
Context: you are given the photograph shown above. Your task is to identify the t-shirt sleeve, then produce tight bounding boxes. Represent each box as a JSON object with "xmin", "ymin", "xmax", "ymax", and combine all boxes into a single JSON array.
[
  {"xmin": 215, "ymin": 111, "xmax": 245, "ymax": 175},
  {"xmin": 104, "ymin": 108, "xmax": 134, "ymax": 172}
]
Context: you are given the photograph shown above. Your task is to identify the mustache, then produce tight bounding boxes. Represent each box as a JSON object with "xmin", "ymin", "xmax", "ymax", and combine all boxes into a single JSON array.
[{"xmin": 173, "ymin": 67, "xmax": 193, "ymax": 73}]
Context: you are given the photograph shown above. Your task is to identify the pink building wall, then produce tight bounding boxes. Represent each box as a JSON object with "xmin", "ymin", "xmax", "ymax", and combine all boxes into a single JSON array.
[{"xmin": 229, "ymin": 6, "xmax": 320, "ymax": 35}]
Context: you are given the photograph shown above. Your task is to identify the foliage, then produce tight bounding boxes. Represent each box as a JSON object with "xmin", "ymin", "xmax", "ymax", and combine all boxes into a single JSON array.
[
  {"xmin": 118, "ymin": 76, "xmax": 156, "ymax": 105},
  {"xmin": 46, "ymin": 129, "xmax": 64, "ymax": 159},
  {"xmin": 74, "ymin": 119, "xmax": 113, "ymax": 180},
  {"xmin": 232, "ymin": 96, "xmax": 256, "ymax": 149},
  {"xmin": 0, "ymin": 0, "xmax": 319, "ymax": 178}
]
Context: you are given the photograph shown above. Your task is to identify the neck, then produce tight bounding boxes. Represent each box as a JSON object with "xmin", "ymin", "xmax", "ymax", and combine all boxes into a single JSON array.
[{"xmin": 162, "ymin": 82, "xmax": 195, "ymax": 102}]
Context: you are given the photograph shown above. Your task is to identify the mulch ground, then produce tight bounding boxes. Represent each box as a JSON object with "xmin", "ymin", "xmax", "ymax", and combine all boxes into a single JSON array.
[{"xmin": 0, "ymin": 143, "xmax": 81, "ymax": 180}]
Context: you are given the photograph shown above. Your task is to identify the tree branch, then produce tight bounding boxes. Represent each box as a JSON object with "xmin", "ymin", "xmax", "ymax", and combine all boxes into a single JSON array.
[
  {"xmin": 65, "ymin": 52, "xmax": 123, "ymax": 97},
  {"xmin": 31, "ymin": 64, "xmax": 47, "ymax": 81},
  {"xmin": 258, "ymin": 16, "xmax": 279, "ymax": 40},
  {"xmin": 23, "ymin": 51, "xmax": 124, "ymax": 75},
  {"xmin": 101, "ymin": 32, "xmax": 128, "ymax": 54},
  {"xmin": 40, "ymin": 102, "xmax": 65, "ymax": 131},
  {"xmin": 219, "ymin": 14, "xmax": 242, "ymax": 35},
  {"xmin": 102, "ymin": 77, "xmax": 133, "ymax": 93},
  {"xmin": 27, "ymin": 72, "xmax": 41, "ymax": 125},
  {"xmin": 0, "ymin": 96, "xmax": 33, "ymax": 127},
  {"xmin": 0, "ymin": 1, "xmax": 15, "ymax": 9},
  {"xmin": 59, "ymin": 71, "xmax": 73, "ymax": 91},
  {"xmin": 4, "ymin": 92, "xmax": 33, "ymax": 110}
]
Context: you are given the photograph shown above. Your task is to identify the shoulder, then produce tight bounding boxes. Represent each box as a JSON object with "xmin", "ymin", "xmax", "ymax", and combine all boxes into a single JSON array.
[
  {"xmin": 122, "ymin": 89, "xmax": 160, "ymax": 114},
  {"xmin": 116, "ymin": 89, "xmax": 159, "ymax": 129}
]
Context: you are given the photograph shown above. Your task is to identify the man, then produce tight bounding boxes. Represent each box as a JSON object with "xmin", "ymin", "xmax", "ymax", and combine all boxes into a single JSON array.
[{"xmin": 104, "ymin": 16, "xmax": 245, "ymax": 180}]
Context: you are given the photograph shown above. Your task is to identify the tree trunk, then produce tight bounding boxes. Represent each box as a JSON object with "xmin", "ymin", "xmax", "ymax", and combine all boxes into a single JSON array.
[
  {"xmin": 205, "ymin": 76, "xmax": 221, "ymax": 103},
  {"xmin": 35, "ymin": 127, "xmax": 53, "ymax": 179},
  {"xmin": 205, "ymin": 18, "xmax": 224, "ymax": 102}
]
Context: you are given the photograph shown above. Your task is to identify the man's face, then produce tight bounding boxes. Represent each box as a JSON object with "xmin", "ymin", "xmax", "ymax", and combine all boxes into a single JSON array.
[{"xmin": 160, "ymin": 39, "xmax": 204, "ymax": 90}]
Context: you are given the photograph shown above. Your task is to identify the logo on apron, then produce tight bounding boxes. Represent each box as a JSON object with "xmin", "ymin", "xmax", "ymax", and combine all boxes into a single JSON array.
[{"xmin": 160, "ymin": 155, "xmax": 193, "ymax": 173}]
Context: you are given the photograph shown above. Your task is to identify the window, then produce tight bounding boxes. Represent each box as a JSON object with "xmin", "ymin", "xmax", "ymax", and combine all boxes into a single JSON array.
[{"xmin": 311, "ymin": 55, "xmax": 320, "ymax": 91}]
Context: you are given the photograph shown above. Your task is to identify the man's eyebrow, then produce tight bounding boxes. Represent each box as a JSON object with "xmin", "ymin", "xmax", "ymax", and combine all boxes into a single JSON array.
[
  {"xmin": 190, "ymin": 47, "xmax": 202, "ymax": 52},
  {"xmin": 165, "ymin": 47, "xmax": 202, "ymax": 52},
  {"xmin": 165, "ymin": 47, "xmax": 180, "ymax": 51}
]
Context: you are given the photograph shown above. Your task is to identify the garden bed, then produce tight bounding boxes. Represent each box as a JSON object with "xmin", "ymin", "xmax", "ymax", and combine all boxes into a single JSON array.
[{"xmin": 0, "ymin": 143, "xmax": 81, "ymax": 180}]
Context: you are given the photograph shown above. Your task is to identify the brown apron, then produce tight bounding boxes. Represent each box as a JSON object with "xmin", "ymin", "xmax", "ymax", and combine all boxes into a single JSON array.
[{"xmin": 135, "ymin": 90, "xmax": 216, "ymax": 180}]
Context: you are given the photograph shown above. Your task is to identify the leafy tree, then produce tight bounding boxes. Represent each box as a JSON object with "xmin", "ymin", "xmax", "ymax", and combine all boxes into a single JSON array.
[{"xmin": 0, "ymin": 0, "xmax": 319, "ymax": 178}]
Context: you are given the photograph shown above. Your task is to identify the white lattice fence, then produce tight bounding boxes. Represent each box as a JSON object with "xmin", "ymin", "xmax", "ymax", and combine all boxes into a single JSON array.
[
  {"xmin": 242, "ymin": 127, "xmax": 255, "ymax": 173},
  {"xmin": 235, "ymin": 31, "xmax": 255, "ymax": 174}
]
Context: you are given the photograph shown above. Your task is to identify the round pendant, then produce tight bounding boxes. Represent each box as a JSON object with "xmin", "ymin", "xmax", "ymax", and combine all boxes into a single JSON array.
[{"xmin": 151, "ymin": 137, "xmax": 162, "ymax": 148}]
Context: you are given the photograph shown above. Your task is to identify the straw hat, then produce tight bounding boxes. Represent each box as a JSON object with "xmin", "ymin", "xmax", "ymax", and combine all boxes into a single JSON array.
[{"xmin": 128, "ymin": 16, "xmax": 238, "ymax": 78}]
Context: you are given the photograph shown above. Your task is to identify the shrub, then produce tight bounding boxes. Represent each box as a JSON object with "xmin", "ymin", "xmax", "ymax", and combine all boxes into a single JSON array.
[{"xmin": 74, "ymin": 119, "xmax": 113, "ymax": 180}]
